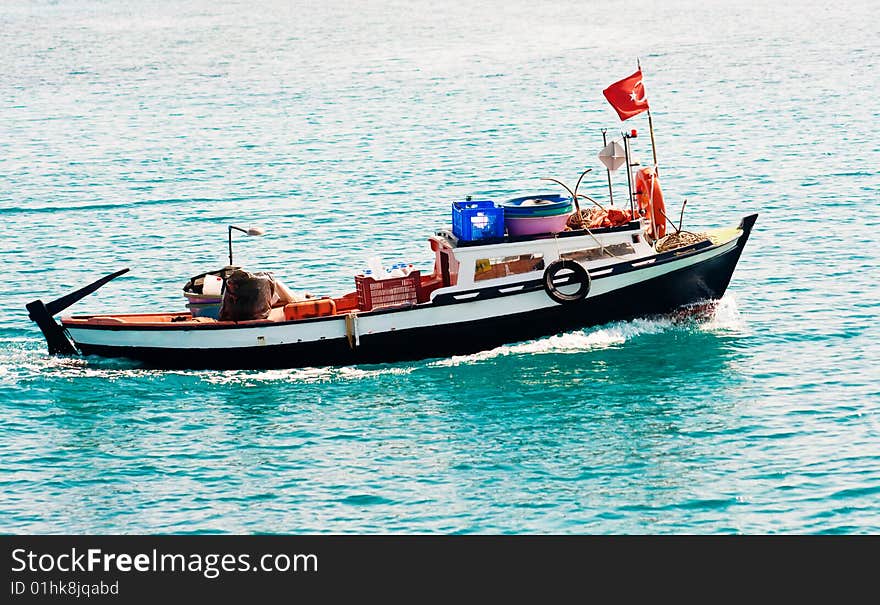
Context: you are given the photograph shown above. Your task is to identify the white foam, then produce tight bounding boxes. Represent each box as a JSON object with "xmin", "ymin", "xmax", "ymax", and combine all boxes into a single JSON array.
[
  {"xmin": 202, "ymin": 364, "xmax": 414, "ymax": 385},
  {"xmin": 700, "ymin": 293, "xmax": 747, "ymax": 332},
  {"xmin": 429, "ymin": 294, "xmax": 746, "ymax": 367},
  {"xmin": 430, "ymin": 316, "xmax": 677, "ymax": 367}
]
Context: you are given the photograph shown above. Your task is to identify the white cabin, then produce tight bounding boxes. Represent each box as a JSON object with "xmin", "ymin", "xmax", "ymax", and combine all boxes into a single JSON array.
[{"xmin": 426, "ymin": 220, "xmax": 652, "ymax": 300}]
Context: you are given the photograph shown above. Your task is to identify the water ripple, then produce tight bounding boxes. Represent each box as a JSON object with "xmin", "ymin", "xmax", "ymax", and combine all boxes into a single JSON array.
[{"xmin": 1, "ymin": 0, "xmax": 878, "ymax": 534}]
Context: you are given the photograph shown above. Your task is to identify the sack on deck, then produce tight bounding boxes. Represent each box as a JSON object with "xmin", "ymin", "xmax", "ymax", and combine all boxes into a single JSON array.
[{"xmin": 219, "ymin": 270, "xmax": 274, "ymax": 321}]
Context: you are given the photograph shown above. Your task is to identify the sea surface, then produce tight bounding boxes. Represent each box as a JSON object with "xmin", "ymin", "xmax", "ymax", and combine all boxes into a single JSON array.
[{"xmin": 2, "ymin": 0, "xmax": 878, "ymax": 534}]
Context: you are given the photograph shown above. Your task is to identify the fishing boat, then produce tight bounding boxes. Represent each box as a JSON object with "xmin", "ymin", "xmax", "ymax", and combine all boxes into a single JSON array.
[
  {"xmin": 26, "ymin": 71, "xmax": 758, "ymax": 370},
  {"xmin": 26, "ymin": 199, "xmax": 757, "ymax": 369}
]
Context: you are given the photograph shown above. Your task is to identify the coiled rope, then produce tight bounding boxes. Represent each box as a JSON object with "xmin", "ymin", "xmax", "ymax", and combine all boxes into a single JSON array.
[{"xmin": 654, "ymin": 230, "xmax": 709, "ymax": 253}]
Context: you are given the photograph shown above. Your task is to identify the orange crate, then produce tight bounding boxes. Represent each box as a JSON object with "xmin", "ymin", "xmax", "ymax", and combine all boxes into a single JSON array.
[
  {"xmin": 355, "ymin": 271, "xmax": 421, "ymax": 311},
  {"xmin": 283, "ymin": 298, "xmax": 337, "ymax": 321}
]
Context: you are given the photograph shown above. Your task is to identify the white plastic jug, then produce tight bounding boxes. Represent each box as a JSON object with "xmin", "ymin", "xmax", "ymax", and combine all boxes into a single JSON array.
[
  {"xmin": 203, "ymin": 274, "xmax": 223, "ymax": 297},
  {"xmin": 367, "ymin": 256, "xmax": 388, "ymax": 280}
]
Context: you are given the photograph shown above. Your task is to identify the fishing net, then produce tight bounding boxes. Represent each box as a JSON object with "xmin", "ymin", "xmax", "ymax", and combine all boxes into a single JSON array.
[{"xmin": 566, "ymin": 206, "xmax": 633, "ymax": 230}]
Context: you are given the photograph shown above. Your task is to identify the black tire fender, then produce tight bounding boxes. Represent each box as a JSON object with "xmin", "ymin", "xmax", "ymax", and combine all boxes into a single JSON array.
[{"xmin": 542, "ymin": 259, "xmax": 591, "ymax": 305}]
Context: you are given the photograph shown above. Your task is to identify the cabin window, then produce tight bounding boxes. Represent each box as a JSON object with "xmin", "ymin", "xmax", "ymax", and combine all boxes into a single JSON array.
[
  {"xmin": 561, "ymin": 243, "xmax": 634, "ymax": 263},
  {"xmin": 474, "ymin": 253, "xmax": 545, "ymax": 281}
]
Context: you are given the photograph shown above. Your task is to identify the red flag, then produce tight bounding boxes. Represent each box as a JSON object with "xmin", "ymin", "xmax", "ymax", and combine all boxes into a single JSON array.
[{"xmin": 603, "ymin": 70, "xmax": 649, "ymax": 121}]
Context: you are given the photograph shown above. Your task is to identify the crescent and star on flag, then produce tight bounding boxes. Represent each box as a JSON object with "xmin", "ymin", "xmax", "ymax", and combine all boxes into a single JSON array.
[{"xmin": 629, "ymin": 80, "xmax": 646, "ymax": 104}]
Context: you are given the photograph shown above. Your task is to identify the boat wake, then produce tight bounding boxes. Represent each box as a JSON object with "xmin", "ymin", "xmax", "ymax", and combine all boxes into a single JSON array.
[
  {"xmin": 202, "ymin": 365, "xmax": 416, "ymax": 385},
  {"xmin": 2, "ymin": 343, "xmax": 419, "ymax": 385},
  {"xmin": 429, "ymin": 293, "xmax": 746, "ymax": 368}
]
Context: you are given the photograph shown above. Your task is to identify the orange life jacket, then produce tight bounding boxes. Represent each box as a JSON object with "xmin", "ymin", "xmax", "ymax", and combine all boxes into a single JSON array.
[{"xmin": 634, "ymin": 167, "xmax": 667, "ymax": 239}]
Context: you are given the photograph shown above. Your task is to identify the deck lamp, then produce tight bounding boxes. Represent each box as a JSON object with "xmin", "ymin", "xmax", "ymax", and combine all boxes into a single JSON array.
[{"xmin": 228, "ymin": 225, "xmax": 265, "ymax": 266}]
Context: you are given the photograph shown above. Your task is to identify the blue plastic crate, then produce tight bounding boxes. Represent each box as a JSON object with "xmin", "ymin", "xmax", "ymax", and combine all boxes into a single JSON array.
[{"xmin": 451, "ymin": 200, "xmax": 505, "ymax": 242}]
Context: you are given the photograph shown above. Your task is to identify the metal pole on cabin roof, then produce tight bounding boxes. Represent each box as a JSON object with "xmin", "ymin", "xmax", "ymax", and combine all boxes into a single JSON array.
[
  {"xmin": 623, "ymin": 132, "xmax": 634, "ymax": 218},
  {"xmin": 646, "ymin": 108, "xmax": 659, "ymax": 175},
  {"xmin": 637, "ymin": 58, "xmax": 660, "ymax": 175},
  {"xmin": 602, "ymin": 129, "xmax": 614, "ymax": 206}
]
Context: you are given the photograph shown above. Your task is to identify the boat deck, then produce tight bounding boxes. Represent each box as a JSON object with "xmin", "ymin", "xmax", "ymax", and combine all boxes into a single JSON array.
[{"xmin": 61, "ymin": 275, "xmax": 447, "ymax": 328}]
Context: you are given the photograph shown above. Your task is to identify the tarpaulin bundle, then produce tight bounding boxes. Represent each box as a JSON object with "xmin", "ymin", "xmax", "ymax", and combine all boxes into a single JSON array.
[{"xmin": 219, "ymin": 270, "xmax": 275, "ymax": 321}]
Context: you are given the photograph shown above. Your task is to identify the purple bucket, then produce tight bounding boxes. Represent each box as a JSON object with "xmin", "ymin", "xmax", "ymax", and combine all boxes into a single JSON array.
[{"xmin": 505, "ymin": 213, "xmax": 572, "ymax": 236}]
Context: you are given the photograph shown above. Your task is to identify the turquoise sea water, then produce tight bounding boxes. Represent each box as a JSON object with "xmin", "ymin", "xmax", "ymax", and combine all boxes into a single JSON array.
[{"xmin": 2, "ymin": 0, "xmax": 878, "ymax": 533}]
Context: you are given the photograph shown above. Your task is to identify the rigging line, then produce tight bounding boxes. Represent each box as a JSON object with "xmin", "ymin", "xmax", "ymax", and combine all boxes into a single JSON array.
[{"xmin": 576, "ymin": 222, "xmax": 625, "ymax": 260}]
